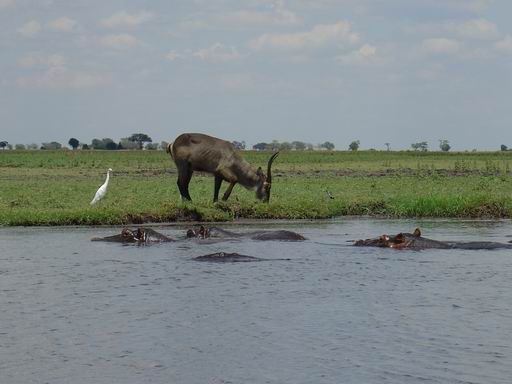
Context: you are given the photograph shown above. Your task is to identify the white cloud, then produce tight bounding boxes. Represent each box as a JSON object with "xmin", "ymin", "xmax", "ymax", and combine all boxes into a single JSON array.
[
  {"xmin": 455, "ymin": 18, "xmax": 499, "ymax": 40},
  {"xmin": 46, "ymin": 54, "xmax": 66, "ymax": 67},
  {"xmin": 47, "ymin": 17, "xmax": 78, "ymax": 32},
  {"xmin": 419, "ymin": 0, "xmax": 492, "ymax": 13},
  {"xmin": 18, "ymin": 20, "xmax": 42, "ymax": 37},
  {"xmin": 18, "ymin": 53, "xmax": 37, "ymax": 68},
  {"xmin": 421, "ymin": 38, "xmax": 460, "ymax": 55},
  {"xmin": 99, "ymin": 34, "xmax": 141, "ymax": 49},
  {"xmin": 213, "ymin": 9, "xmax": 297, "ymax": 25},
  {"xmin": 166, "ymin": 50, "xmax": 184, "ymax": 62},
  {"xmin": 19, "ymin": 53, "xmax": 67, "ymax": 69},
  {"xmin": 101, "ymin": 11, "xmax": 153, "ymax": 28},
  {"xmin": 193, "ymin": 43, "xmax": 243, "ymax": 62},
  {"xmin": 406, "ymin": 18, "xmax": 500, "ymax": 44},
  {"xmin": 18, "ymin": 17, "xmax": 78, "ymax": 37},
  {"xmin": 180, "ymin": 0, "xmax": 299, "ymax": 30},
  {"xmin": 177, "ymin": 19, "xmax": 209, "ymax": 31},
  {"xmin": 336, "ymin": 44, "xmax": 377, "ymax": 65},
  {"xmin": 165, "ymin": 44, "xmax": 243, "ymax": 63},
  {"xmin": 18, "ymin": 53, "xmax": 65, "ymax": 69},
  {"xmin": 464, "ymin": 0, "xmax": 492, "ymax": 12},
  {"xmin": 18, "ymin": 68, "xmax": 106, "ymax": 89},
  {"xmin": 249, "ymin": 21, "xmax": 359, "ymax": 51},
  {"xmin": 494, "ymin": 35, "xmax": 512, "ymax": 54},
  {"xmin": 17, "ymin": 53, "xmax": 106, "ymax": 88}
]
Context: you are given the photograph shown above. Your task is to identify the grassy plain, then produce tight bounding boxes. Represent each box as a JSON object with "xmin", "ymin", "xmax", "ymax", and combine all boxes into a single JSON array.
[{"xmin": 1, "ymin": 149, "xmax": 512, "ymax": 225}]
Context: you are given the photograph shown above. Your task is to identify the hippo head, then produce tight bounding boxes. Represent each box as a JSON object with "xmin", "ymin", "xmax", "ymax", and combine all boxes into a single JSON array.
[
  {"xmin": 120, "ymin": 228, "xmax": 148, "ymax": 243},
  {"xmin": 120, "ymin": 228, "xmax": 137, "ymax": 242},
  {"xmin": 355, "ymin": 228, "xmax": 422, "ymax": 248},
  {"xmin": 186, "ymin": 225, "xmax": 210, "ymax": 239}
]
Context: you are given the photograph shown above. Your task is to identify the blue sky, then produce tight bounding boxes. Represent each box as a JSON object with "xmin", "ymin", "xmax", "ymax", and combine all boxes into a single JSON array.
[{"xmin": 1, "ymin": 0, "xmax": 511, "ymax": 150}]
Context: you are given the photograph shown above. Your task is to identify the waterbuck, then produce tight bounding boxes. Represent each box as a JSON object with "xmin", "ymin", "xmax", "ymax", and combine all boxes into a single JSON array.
[{"xmin": 167, "ymin": 133, "xmax": 279, "ymax": 202}]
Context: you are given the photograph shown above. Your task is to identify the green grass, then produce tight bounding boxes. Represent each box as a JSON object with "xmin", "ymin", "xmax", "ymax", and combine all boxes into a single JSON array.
[{"xmin": 1, "ymin": 149, "xmax": 512, "ymax": 225}]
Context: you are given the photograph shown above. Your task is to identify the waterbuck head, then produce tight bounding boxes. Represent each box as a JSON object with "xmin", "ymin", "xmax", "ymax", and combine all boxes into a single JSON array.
[{"xmin": 255, "ymin": 152, "xmax": 279, "ymax": 203}]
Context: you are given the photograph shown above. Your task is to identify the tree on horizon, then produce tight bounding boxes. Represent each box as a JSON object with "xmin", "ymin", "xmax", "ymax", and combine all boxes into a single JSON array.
[
  {"xmin": 321, "ymin": 141, "xmax": 336, "ymax": 150},
  {"xmin": 127, "ymin": 133, "xmax": 152, "ymax": 150},
  {"xmin": 68, "ymin": 137, "xmax": 79, "ymax": 150},
  {"xmin": 411, "ymin": 141, "xmax": 428, "ymax": 151},
  {"xmin": 252, "ymin": 142, "xmax": 268, "ymax": 151},
  {"xmin": 348, "ymin": 140, "xmax": 359, "ymax": 151},
  {"xmin": 439, "ymin": 139, "xmax": 451, "ymax": 152}
]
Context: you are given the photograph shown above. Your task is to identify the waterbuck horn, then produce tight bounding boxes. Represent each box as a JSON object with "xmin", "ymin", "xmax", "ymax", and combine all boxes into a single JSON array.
[
  {"xmin": 266, "ymin": 151, "xmax": 279, "ymax": 185},
  {"xmin": 263, "ymin": 151, "xmax": 279, "ymax": 202}
]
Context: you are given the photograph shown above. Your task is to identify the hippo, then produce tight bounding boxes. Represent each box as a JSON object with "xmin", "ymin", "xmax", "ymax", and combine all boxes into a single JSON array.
[
  {"xmin": 186, "ymin": 225, "xmax": 306, "ymax": 241},
  {"xmin": 185, "ymin": 225, "xmax": 230, "ymax": 239},
  {"xmin": 193, "ymin": 252, "xmax": 262, "ymax": 262},
  {"xmin": 193, "ymin": 251, "xmax": 291, "ymax": 262},
  {"xmin": 354, "ymin": 228, "xmax": 512, "ymax": 250},
  {"xmin": 91, "ymin": 228, "xmax": 174, "ymax": 244}
]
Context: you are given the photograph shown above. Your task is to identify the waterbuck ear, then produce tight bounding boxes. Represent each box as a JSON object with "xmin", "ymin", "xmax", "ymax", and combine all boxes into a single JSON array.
[
  {"xmin": 413, "ymin": 228, "xmax": 421, "ymax": 237},
  {"xmin": 256, "ymin": 167, "xmax": 263, "ymax": 176}
]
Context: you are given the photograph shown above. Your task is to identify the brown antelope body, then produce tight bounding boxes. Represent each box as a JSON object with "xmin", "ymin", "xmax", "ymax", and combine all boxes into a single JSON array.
[{"xmin": 167, "ymin": 133, "xmax": 279, "ymax": 202}]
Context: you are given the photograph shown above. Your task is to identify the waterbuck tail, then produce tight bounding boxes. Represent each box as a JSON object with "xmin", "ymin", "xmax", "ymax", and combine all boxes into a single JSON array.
[{"xmin": 166, "ymin": 141, "xmax": 174, "ymax": 159}]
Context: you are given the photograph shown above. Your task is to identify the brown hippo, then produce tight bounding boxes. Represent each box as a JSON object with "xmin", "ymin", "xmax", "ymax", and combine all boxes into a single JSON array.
[
  {"xmin": 186, "ymin": 225, "xmax": 306, "ymax": 241},
  {"xmin": 354, "ymin": 228, "xmax": 512, "ymax": 250},
  {"xmin": 91, "ymin": 228, "xmax": 174, "ymax": 244}
]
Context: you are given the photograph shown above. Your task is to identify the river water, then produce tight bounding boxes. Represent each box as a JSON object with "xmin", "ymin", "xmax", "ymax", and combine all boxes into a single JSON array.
[{"xmin": 1, "ymin": 219, "xmax": 512, "ymax": 384}]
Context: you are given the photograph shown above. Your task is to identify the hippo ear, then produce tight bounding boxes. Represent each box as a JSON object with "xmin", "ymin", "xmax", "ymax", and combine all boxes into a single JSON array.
[
  {"xmin": 413, "ymin": 228, "xmax": 421, "ymax": 237},
  {"xmin": 379, "ymin": 235, "xmax": 390, "ymax": 243},
  {"xmin": 395, "ymin": 233, "xmax": 405, "ymax": 243}
]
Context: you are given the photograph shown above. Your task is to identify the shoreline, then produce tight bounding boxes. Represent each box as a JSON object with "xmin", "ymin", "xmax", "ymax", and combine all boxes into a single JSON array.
[{"xmin": 2, "ymin": 214, "xmax": 512, "ymax": 228}]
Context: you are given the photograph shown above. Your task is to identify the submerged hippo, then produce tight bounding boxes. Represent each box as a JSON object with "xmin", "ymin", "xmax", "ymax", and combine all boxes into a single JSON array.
[
  {"xmin": 186, "ymin": 225, "xmax": 306, "ymax": 241},
  {"xmin": 91, "ymin": 228, "xmax": 174, "ymax": 244},
  {"xmin": 193, "ymin": 252, "xmax": 262, "ymax": 262},
  {"xmin": 193, "ymin": 251, "xmax": 291, "ymax": 262},
  {"xmin": 354, "ymin": 228, "xmax": 512, "ymax": 250}
]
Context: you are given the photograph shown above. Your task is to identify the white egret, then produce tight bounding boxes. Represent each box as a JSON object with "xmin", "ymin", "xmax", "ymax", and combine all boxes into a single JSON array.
[{"xmin": 90, "ymin": 168, "xmax": 113, "ymax": 205}]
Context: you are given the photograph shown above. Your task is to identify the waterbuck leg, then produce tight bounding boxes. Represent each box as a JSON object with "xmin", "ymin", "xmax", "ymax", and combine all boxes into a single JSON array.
[
  {"xmin": 182, "ymin": 170, "xmax": 193, "ymax": 201},
  {"xmin": 213, "ymin": 175, "xmax": 223, "ymax": 202},
  {"xmin": 176, "ymin": 162, "xmax": 193, "ymax": 201},
  {"xmin": 222, "ymin": 181, "xmax": 236, "ymax": 201}
]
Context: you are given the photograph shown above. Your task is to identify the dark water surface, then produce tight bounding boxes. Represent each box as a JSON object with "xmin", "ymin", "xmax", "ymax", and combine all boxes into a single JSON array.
[{"xmin": 1, "ymin": 219, "xmax": 512, "ymax": 384}]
